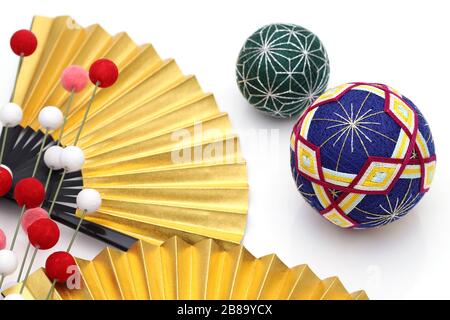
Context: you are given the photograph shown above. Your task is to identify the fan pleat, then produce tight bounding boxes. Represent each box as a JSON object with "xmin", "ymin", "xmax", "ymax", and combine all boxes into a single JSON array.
[
  {"xmin": 3, "ymin": 237, "xmax": 366, "ymax": 300},
  {"xmin": 351, "ymin": 290, "xmax": 369, "ymax": 300},
  {"xmin": 319, "ymin": 277, "xmax": 352, "ymax": 300},
  {"xmin": 250, "ymin": 255, "xmax": 289, "ymax": 299},
  {"xmin": 126, "ymin": 241, "xmax": 151, "ymax": 299},
  {"xmin": 283, "ymin": 265, "xmax": 322, "ymax": 299}
]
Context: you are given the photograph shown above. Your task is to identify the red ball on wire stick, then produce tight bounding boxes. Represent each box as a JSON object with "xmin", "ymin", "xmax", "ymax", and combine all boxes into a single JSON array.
[
  {"xmin": 89, "ymin": 59, "xmax": 118, "ymax": 88},
  {"xmin": 10, "ymin": 30, "xmax": 38, "ymax": 56},
  {"xmin": 27, "ymin": 219, "xmax": 60, "ymax": 250},
  {"xmin": 45, "ymin": 251, "xmax": 77, "ymax": 283},
  {"xmin": 0, "ymin": 165, "xmax": 13, "ymax": 197},
  {"xmin": 14, "ymin": 177, "xmax": 45, "ymax": 208}
]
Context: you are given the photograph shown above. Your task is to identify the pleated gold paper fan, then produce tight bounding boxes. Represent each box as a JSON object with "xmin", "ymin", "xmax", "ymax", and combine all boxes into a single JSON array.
[
  {"xmin": 7, "ymin": 15, "xmax": 248, "ymax": 248},
  {"xmin": 2, "ymin": 237, "xmax": 368, "ymax": 300}
]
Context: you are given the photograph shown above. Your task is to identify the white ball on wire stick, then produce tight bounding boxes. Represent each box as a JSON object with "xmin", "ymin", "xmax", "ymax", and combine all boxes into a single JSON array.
[
  {"xmin": 44, "ymin": 145, "xmax": 64, "ymax": 170},
  {"xmin": 0, "ymin": 249, "xmax": 18, "ymax": 276},
  {"xmin": 38, "ymin": 106, "xmax": 64, "ymax": 131},
  {"xmin": 60, "ymin": 146, "xmax": 85, "ymax": 172},
  {"xmin": 76, "ymin": 189, "xmax": 102, "ymax": 213},
  {"xmin": 0, "ymin": 103, "xmax": 23, "ymax": 127},
  {"xmin": 3, "ymin": 293, "xmax": 25, "ymax": 300}
]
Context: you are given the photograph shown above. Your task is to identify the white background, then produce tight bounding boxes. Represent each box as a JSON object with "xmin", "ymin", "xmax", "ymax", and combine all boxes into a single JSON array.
[{"xmin": 0, "ymin": 0, "xmax": 449, "ymax": 300}]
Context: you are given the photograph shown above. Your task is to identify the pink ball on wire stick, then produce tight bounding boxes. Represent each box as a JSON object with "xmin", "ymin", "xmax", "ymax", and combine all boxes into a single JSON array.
[
  {"xmin": 61, "ymin": 65, "xmax": 89, "ymax": 93},
  {"xmin": 21, "ymin": 208, "xmax": 49, "ymax": 233},
  {"xmin": 0, "ymin": 228, "xmax": 6, "ymax": 250}
]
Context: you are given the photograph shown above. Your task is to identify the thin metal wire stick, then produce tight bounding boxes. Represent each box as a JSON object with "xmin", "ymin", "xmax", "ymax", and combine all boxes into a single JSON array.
[
  {"xmin": 48, "ymin": 170, "xmax": 66, "ymax": 215},
  {"xmin": 67, "ymin": 210, "xmax": 87, "ymax": 253},
  {"xmin": 16, "ymin": 242, "xmax": 31, "ymax": 282},
  {"xmin": 10, "ymin": 54, "xmax": 24, "ymax": 102},
  {"xmin": 74, "ymin": 82, "xmax": 99, "ymax": 146},
  {"xmin": 45, "ymin": 280, "xmax": 57, "ymax": 300},
  {"xmin": 32, "ymin": 129, "xmax": 49, "ymax": 177},
  {"xmin": 10, "ymin": 206, "xmax": 26, "ymax": 250},
  {"xmin": 20, "ymin": 247, "xmax": 38, "ymax": 294},
  {"xmin": 58, "ymin": 89, "xmax": 75, "ymax": 144},
  {"xmin": 44, "ymin": 169, "xmax": 53, "ymax": 192}
]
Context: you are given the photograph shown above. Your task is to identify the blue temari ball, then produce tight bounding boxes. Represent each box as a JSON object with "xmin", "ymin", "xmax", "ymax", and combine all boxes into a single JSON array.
[
  {"xmin": 236, "ymin": 23, "xmax": 330, "ymax": 118},
  {"xmin": 290, "ymin": 83, "xmax": 436, "ymax": 229}
]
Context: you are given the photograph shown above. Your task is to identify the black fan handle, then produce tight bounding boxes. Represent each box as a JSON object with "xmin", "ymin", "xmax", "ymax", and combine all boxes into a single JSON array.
[{"xmin": 50, "ymin": 211, "xmax": 137, "ymax": 251}]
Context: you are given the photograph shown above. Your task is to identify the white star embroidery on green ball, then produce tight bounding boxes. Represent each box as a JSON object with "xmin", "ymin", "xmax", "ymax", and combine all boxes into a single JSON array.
[{"xmin": 237, "ymin": 24, "xmax": 330, "ymax": 118}]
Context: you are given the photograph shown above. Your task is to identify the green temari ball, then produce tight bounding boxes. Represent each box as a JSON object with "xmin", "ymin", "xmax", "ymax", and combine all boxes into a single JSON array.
[{"xmin": 236, "ymin": 23, "xmax": 330, "ymax": 118}]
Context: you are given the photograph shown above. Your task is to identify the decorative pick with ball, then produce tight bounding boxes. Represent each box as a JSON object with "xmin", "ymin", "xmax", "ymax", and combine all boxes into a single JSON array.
[
  {"xmin": 0, "ymin": 103, "xmax": 23, "ymax": 166},
  {"xmin": 9, "ymin": 29, "xmax": 37, "ymax": 101},
  {"xmin": 0, "ymin": 249, "xmax": 18, "ymax": 286},
  {"xmin": 43, "ymin": 145, "xmax": 63, "ymax": 190},
  {"xmin": 16, "ymin": 208, "xmax": 49, "ymax": 282},
  {"xmin": 44, "ymin": 146, "xmax": 64, "ymax": 170},
  {"xmin": 11, "ymin": 177, "xmax": 46, "ymax": 246},
  {"xmin": 75, "ymin": 58, "xmax": 119, "ymax": 144},
  {"xmin": 89, "ymin": 59, "xmax": 119, "ymax": 89},
  {"xmin": 44, "ymin": 251, "xmax": 77, "ymax": 300},
  {"xmin": 19, "ymin": 218, "xmax": 60, "ymax": 297},
  {"xmin": 1, "ymin": 29, "xmax": 37, "ymax": 165},
  {"xmin": 61, "ymin": 65, "xmax": 89, "ymax": 94},
  {"xmin": 68, "ymin": 189, "xmax": 102, "ymax": 252},
  {"xmin": 58, "ymin": 65, "xmax": 89, "ymax": 142},
  {"xmin": 0, "ymin": 29, "xmax": 40, "ymax": 291},
  {"xmin": 32, "ymin": 106, "xmax": 64, "ymax": 177},
  {"xmin": 10, "ymin": 30, "xmax": 37, "ymax": 56},
  {"xmin": 45, "ymin": 188, "xmax": 101, "ymax": 300}
]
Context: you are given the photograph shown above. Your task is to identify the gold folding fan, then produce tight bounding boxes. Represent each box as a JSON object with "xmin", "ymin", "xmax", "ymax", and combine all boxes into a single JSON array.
[
  {"xmin": 2, "ymin": 237, "xmax": 368, "ymax": 300},
  {"xmin": 10, "ymin": 15, "xmax": 248, "ymax": 248}
]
